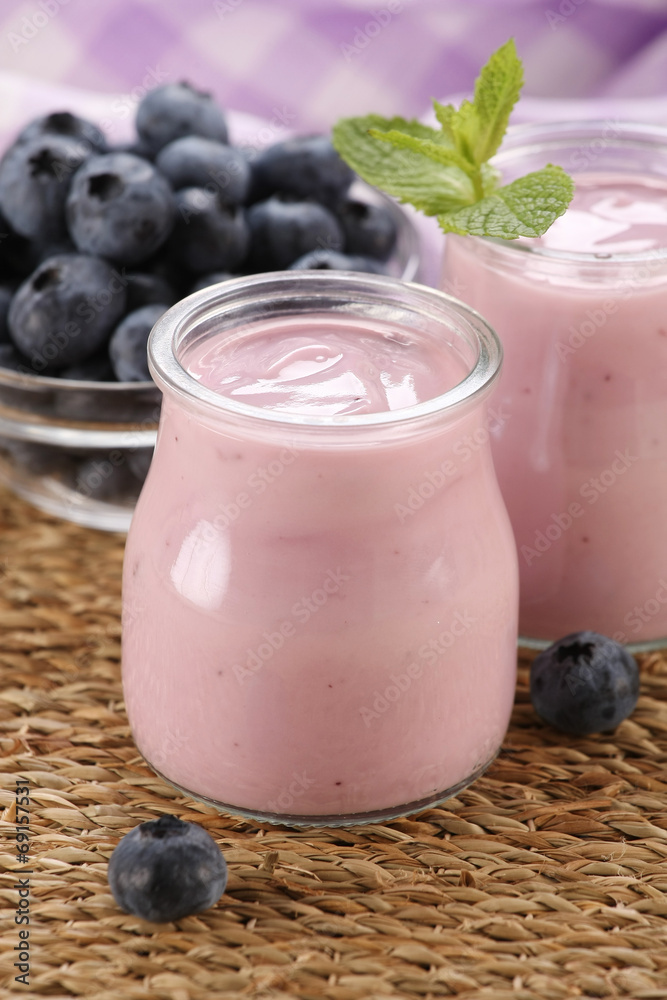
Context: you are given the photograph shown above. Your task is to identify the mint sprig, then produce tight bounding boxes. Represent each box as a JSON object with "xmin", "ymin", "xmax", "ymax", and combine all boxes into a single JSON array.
[{"xmin": 332, "ymin": 39, "xmax": 574, "ymax": 240}]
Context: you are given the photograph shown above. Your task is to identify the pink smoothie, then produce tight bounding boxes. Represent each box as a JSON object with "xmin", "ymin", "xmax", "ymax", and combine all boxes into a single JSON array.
[
  {"xmin": 122, "ymin": 311, "xmax": 518, "ymax": 821},
  {"xmin": 443, "ymin": 172, "xmax": 667, "ymax": 644}
]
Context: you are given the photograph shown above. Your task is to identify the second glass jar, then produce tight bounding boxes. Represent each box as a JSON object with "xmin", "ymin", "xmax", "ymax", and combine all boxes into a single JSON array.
[{"xmin": 443, "ymin": 121, "xmax": 667, "ymax": 649}]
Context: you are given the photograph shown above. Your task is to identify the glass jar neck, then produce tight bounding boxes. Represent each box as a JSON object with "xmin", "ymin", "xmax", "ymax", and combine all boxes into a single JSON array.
[
  {"xmin": 148, "ymin": 271, "xmax": 503, "ymax": 446},
  {"xmin": 451, "ymin": 121, "xmax": 667, "ymax": 282}
]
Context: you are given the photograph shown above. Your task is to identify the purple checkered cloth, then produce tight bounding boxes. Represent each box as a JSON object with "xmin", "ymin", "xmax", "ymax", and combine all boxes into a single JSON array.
[
  {"xmin": 0, "ymin": 0, "xmax": 666, "ymax": 286},
  {"xmin": 0, "ymin": 0, "xmax": 666, "ymax": 134}
]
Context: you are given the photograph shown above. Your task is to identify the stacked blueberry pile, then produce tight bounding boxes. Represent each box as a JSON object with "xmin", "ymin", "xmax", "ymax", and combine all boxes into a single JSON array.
[{"xmin": 0, "ymin": 82, "xmax": 397, "ymax": 382}]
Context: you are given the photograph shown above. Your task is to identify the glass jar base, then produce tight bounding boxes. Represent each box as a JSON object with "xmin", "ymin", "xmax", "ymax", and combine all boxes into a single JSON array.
[
  {"xmin": 519, "ymin": 634, "xmax": 667, "ymax": 654},
  {"xmin": 145, "ymin": 755, "xmax": 499, "ymax": 828}
]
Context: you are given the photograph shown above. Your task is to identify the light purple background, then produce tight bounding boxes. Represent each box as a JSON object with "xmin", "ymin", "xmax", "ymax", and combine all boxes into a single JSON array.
[
  {"xmin": 0, "ymin": 0, "xmax": 666, "ymax": 287},
  {"xmin": 0, "ymin": 0, "xmax": 666, "ymax": 134}
]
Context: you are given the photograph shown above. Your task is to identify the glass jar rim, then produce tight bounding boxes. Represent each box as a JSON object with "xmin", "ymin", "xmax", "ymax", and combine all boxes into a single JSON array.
[
  {"xmin": 475, "ymin": 118, "xmax": 667, "ymax": 266},
  {"xmin": 147, "ymin": 270, "xmax": 502, "ymax": 432}
]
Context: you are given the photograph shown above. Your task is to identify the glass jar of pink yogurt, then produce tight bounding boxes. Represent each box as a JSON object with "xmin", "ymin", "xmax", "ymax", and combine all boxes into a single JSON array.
[
  {"xmin": 121, "ymin": 271, "xmax": 518, "ymax": 826},
  {"xmin": 442, "ymin": 121, "xmax": 667, "ymax": 651}
]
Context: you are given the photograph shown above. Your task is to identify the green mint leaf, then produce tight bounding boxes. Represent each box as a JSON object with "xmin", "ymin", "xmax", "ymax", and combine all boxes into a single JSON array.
[
  {"xmin": 437, "ymin": 165, "xmax": 575, "ymax": 239},
  {"xmin": 431, "ymin": 100, "xmax": 457, "ymax": 145},
  {"xmin": 332, "ymin": 115, "xmax": 477, "ymax": 214},
  {"xmin": 332, "ymin": 39, "xmax": 575, "ymax": 239},
  {"xmin": 480, "ymin": 162, "xmax": 502, "ymax": 194},
  {"xmin": 367, "ymin": 127, "xmax": 476, "ymax": 177},
  {"xmin": 447, "ymin": 100, "xmax": 479, "ymax": 165},
  {"xmin": 462, "ymin": 37, "xmax": 523, "ymax": 164}
]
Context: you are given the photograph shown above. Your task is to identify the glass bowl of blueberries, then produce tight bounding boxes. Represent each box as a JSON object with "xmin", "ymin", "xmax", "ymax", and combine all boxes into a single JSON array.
[{"xmin": 0, "ymin": 82, "xmax": 421, "ymax": 531}]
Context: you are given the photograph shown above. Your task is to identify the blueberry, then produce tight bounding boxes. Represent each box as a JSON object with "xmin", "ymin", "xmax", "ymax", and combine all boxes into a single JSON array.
[
  {"xmin": 246, "ymin": 197, "xmax": 343, "ymax": 271},
  {"xmin": 136, "ymin": 82, "xmax": 228, "ymax": 155},
  {"xmin": 337, "ymin": 198, "xmax": 397, "ymax": 261},
  {"xmin": 8, "ymin": 253, "xmax": 127, "ymax": 372},
  {"xmin": 125, "ymin": 272, "xmax": 178, "ymax": 312},
  {"xmin": 250, "ymin": 135, "xmax": 354, "ymax": 207},
  {"xmin": 127, "ymin": 447, "xmax": 153, "ymax": 483},
  {"xmin": 60, "ymin": 350, "xmax": 116, "ymax": 382},
  {"xmin": 0, "ymin": 284, "xmax": 15, "ymax": 343},
  {"xmin": 170, "ymin": 188, "xmax": 249, "ymax": 273},
  {"xmin": 32, "ymin": 238, "xmax": 78, "ymax": 265},
  {"xmin": 1, "ymin": 439, "xmax": 70, "ymax": 475},
  {"xmin": 289, "ymin": 249, "xmax": 387, "ymax": 273},
  {"xmin": 110, "ymin": 138, "xmax": 156, "ymax": 161},
  {"xmin": 0, "ymin": 211, "xmax": 38, "ymax": 279},
  {"xmin": 74, "ymin": 453, "xmax": 137, "ymax": 502},
  {"xmin": 0, "ymin": 342, "xmax": 29, "ymax": 373},
  {"xmin": 109, "ymin": 304, "xmax": 168, "ymax": 382},
  {"xmin": 530, "ymin": 630, "xmax": 639, "ymax": 735},
  {"xmin": 0, "ymin": 134, "xmax": 90, "ymax": 242},
  {"xmin": 108, "ymin": 814, "xmax": 227, "ymax": 923},
  {"xmin": 133, "ymin": 245, "xmax": 190, "ymax": 302},
  {"xmin": 66, "ymin": 152, "xmax": 174, "ymax": 265},
  {"xmin": 16, "ymin": 111, "xmax": 108, "ymax": 155},
  {"xmin": 190, "ymin": 271, "xmax": 233, "ymax": 293},
  {"xmin": 156, "ymin": 137, "xmax": 250, "ymax": 206}
]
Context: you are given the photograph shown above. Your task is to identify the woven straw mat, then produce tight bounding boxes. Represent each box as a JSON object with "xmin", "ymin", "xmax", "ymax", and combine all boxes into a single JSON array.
[{"xmin": 1, "ymin": 486, "xmax": 667, "ymax": 1000}]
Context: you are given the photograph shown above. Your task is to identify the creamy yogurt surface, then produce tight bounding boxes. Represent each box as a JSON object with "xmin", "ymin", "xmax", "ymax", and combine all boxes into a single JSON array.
[
  {"xmin": 181, "ymin": 314, "xmax": 469, "ymax": 416},
  {"xmin": 534, "ymin": 173, "xmax": 667, "ymax": 255}
]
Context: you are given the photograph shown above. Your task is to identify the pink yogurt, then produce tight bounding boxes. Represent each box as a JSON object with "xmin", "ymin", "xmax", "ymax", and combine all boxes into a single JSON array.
[
  {"xmin": 121, "ymin": 275, "xmax": 518, "ymax": 824},
  {"xmin": 443, "ymin": 170, "xmax": 667, "ymax": 645}
]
